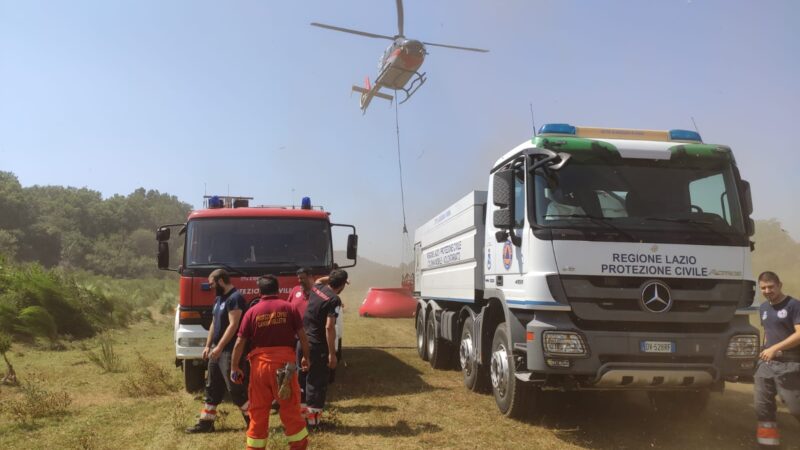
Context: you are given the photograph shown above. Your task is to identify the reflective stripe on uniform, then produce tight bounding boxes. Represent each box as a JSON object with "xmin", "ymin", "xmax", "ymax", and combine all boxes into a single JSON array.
[
  {"xmin": 756, "ymin": 421, "xmax": 780, "ymax": 446},
  {"xmin": 246, "ymin": 436, "xmax": 267, "ymax": 448},
  {"xmin": 200, "ymin": 404, "xmax": 217, "ymax": 420},
  {"xmin": 286, "ymin": 426, "xmax": 309, "ymax": 443}
]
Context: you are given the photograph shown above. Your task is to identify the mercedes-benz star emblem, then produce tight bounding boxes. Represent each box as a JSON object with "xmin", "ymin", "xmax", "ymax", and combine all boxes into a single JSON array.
[{"xmin": 640, "ymin": 280, "xmax": 672, "ymax": 313}]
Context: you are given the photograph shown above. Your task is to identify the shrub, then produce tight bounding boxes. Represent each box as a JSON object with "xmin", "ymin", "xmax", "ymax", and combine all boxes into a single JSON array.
[
  {"xmin": 2, "ymin": 379, "xmax": 71, "ymax": 425},
  {"xmin": 120, "ymin": 352, "xmax": 179, "ymax": 397},
  {"xmin": 85, "ymin": 334, "xmax": 124, "ymax": 373},
  {"xmin": 15, "ymin": 306, "xmax": 57, "ymax": 341}
]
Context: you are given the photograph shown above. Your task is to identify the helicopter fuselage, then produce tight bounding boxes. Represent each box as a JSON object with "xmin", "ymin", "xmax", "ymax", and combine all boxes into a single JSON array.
[{"xmin": 376, "ymin": 38, "xmax": 426, "ymax": 91}]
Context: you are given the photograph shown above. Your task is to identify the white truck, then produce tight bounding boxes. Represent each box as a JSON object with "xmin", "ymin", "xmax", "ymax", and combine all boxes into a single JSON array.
[{"xmin": 414, "ymin": 124, "xmax": 760, "ymax": 417}]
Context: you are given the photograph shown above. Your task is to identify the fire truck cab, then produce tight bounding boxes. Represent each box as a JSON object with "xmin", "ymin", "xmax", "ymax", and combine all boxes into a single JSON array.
[{"xmin": 157, "ymin": 195, "xmax": 357, "ymax": 392}]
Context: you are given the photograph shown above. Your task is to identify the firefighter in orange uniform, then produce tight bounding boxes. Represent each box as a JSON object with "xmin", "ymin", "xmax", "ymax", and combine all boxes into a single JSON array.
[{"xmin": 231, "ymin": 275, "xmax": 311, "ymax": 450}]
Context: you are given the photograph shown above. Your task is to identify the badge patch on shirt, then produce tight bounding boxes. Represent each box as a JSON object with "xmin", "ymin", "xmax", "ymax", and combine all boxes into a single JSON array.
[
  {"xmin": 296, "ymin": 292, "xmax": 302, "ymax": 298},
  {"xmin": 777, "ymin": 309, "xmax": 788, "ymax": 319}
]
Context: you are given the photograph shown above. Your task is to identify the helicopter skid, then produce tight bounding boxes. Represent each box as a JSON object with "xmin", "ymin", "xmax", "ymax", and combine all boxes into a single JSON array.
[{"xmin": 398, "ymin": 71, "xmax": 426, "ymax": 104}]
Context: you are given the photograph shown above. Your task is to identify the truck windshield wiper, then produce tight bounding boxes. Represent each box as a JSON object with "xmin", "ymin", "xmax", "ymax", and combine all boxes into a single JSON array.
[
  {"xmin": 190, "ymin": 262, "xmax": 246, "ymax": 275},
  {"xmin": 641, "ymin": 216, "xmax": 731, "ymax": 239},
  {"xmin": 545, "ymin": 214, "xmax": 638, "ymax": 241},
  {"xmin": 249, "ymin": 260, "xmax": 295, "ymax": 266}
]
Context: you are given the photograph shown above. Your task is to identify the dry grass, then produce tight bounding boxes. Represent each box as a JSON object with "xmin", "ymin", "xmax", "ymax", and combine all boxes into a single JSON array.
[{"xmin": 0, "ymin": 293, "xmax": 798, "ymax": 449}]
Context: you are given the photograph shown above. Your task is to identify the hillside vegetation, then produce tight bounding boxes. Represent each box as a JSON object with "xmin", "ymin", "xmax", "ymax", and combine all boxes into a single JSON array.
[{"xmin": 0, "ymin": 171, "xmax": 190, "ymax": 278}]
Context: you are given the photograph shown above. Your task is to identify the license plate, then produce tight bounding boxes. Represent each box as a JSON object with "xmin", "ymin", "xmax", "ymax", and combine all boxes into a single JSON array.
[{"xmin": 640, "ymin": 341, "xmax": 675, "ymax": 353}]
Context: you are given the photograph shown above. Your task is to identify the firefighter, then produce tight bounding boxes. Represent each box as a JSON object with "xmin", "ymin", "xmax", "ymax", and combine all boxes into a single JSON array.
[
  {"xmin": 754, "ymin": 271, "xmax": 800, "ymax": 447},
  {"xmin": 303, "ymin": 268, "xmax": 348, "ymax": 428},
  {"xmin": 186, "ymin": 268, "xmax": 249, "ymax": 433},
  {"xmin": 288, "ymin": 267, "xmax": 314, "ymax": 409},
  {"xmin": 231, "ymin": 275, "xmax": 311, "ymax": 450}
]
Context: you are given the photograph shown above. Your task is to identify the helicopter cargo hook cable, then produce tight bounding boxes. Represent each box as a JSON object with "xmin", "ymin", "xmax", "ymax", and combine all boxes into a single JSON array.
[{"xmin": 394, "ymin": 100, "xmax": 409, "ymax": 234}]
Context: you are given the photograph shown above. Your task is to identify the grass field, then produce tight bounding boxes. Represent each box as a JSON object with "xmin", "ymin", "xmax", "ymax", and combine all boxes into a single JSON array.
[{"xmin": 1, "ymin": 290, "xmax": 799, "ymax": 450}]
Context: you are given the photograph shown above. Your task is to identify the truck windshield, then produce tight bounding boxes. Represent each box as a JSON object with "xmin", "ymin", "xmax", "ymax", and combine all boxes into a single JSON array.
[
  {"xmin": 531, "ymin": 152, "xmax": 747, "ymax": 245},
  {"xmin": 184, "ymin": 218, "xmax": 332, "ymax": 271}
]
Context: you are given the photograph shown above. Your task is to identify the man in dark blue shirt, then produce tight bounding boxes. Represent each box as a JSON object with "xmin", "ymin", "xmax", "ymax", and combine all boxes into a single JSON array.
[
  {"xmin": 186, "ymin": 268, "xmax": 250, "ymax": 433},
  {"xmin": 754, "ymin": 271, "xmax": 800, "ymax": 447},
  {"xmin": 302, "ymin": 269, "xmax": 347, "ymax": 429}
]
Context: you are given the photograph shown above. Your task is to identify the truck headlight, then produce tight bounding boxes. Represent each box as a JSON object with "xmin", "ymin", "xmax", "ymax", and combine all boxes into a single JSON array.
[
  {"xmin": 543, "ymin": 331, "xmax": 588, "ymax": 356},
  {"xmin": 726, "ymin": 335, "xmax": 759, "ymax": 358},
  {"xmin": 177, "ymin": 338, "xmax": 207, "ymax": 348}
]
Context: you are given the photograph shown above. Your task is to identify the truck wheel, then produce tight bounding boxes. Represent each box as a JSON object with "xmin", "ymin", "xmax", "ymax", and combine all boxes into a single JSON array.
[
  {"xmin": 648, "ymin": 389, "xmax": 710, "ymax": 415},
  {"xmin": 427, "ymin": 312, "xmax": 452, "ymax": 369},
  {"xmin": 460, "ymin": 315, "xmax": 488, "ymax": 392},
  {"xmin": 416, "ymin": 308, "xmax": 428, "ymax": 361},
  {"xmin": 490, "ymin": 323, "xmax": 535, "ymax": 418},
  {"xmin": 183, "ymin": 360, "xmax": 205, "ymax": 393}
]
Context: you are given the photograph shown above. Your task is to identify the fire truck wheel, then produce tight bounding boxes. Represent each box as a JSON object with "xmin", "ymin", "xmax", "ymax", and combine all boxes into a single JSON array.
[
  {"xmin": 491, "ymin": 323, "xmax": 536, "ymax": 418},
  {"xmin": 427, "ymin": 312, "xmax": 453, "ymax": 370},
  {"xmin": 460, "ymin": 315, "xmax": 488, "ymax": 392},
  {"xmin": 416, "ymin": 308, "xmax": 428, "ymax": 361},
  {"xmin": 183, "ymin": 360, "xmax": 205, "ymax": 393}
]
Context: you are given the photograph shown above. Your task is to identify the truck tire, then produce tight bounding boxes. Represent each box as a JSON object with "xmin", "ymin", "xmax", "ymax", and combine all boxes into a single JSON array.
[
  {"xmin": 416, "ymin": 308, "xmax": 428, "ymax": 361},
  {"xmin": 490, "ymin": 323, "xmax": 535, "ymax": 418},
  {"xmin": 427, "ymin": 312, "xmax": 452, "ymax": 369},
  {"xmin": 460, "ymin": 315, "xmax": 488, "ymax": 392},
  {"xmin": 183, "ymin": 360, "xmax": 205, "ymax": 393},
  {"xmin": 648, "ymin": 389, "xmax": 710, "ymax": 415}
]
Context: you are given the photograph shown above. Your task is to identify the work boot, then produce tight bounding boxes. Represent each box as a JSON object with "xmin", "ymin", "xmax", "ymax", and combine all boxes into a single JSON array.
[{"xmin": 185, "ymin": 419, "xmax": 215, "ymax": 434}]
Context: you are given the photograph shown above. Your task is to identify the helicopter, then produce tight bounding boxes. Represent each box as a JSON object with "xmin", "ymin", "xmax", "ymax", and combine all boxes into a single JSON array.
[{"xmin": 311, "ymin": 0, "xmax": 488, "ymax": 114}]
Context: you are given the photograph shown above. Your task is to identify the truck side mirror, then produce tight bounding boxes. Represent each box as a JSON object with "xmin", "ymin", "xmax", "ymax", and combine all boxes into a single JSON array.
[
  {"xmin": 745, "ymin": 218, "xmax": 755, "ymax": 238},
  {"xmin": 493, "ymin": 169, "xmax": 515, "ymax": 208},
  {"xmin": 346, "ymin": 234, "xmax": 358, "ymax": 260},
  {"xmin": 156, "ymin": 227, "xmax": 171, "ymax": 242},
  {"xmin": 157, "ymin": 241, "xmax": 170, "ymax": 269},
  {"xmin": 493, "ymin": 209, "xmax": 514, "ymax": 230},
  {"xmin": 740, "ymin": 180, "xmax": 753, "ymax": 216}
]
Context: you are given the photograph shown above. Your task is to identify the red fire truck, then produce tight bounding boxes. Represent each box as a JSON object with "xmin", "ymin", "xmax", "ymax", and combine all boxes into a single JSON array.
[{"xmin": 157, "ymin": 195, "xmax": 357, "ymax": 391}]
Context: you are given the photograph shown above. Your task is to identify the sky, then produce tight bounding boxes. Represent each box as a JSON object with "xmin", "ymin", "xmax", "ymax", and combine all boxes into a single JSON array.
[{"xmin": 1, "ymin": 0, "xmax": 799, "ymax": 264}]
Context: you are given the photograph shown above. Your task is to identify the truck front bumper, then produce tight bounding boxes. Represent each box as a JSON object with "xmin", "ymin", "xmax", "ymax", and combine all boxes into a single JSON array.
[{"xmin": 523, "ymin": 310, "xmax": 758, "ymax": 389}]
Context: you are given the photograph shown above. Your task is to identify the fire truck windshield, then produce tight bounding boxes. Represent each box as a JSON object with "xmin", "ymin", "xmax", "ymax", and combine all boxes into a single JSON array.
[{"xmin": 184, "ymin": 218, "xmax": 332, "ymax": 271}]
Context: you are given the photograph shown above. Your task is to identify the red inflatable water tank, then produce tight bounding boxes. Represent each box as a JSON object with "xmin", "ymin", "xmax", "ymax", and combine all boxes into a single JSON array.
[{"xmin": 359, "ymin": 287, "xmax": 417, "ymax": 318}]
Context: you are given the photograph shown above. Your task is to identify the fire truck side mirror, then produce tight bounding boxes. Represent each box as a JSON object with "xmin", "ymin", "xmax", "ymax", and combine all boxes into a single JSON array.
[
  {"xmin": 346, "ymin": 234, "xmax": 358, "ymax": 260},
  {"xmin": 157, "ymin": 241, "xmax": 170, "ymax": 270},
  {"xmin": 156, "ymin": 227, "xmax": 171, "ymax": 242}
]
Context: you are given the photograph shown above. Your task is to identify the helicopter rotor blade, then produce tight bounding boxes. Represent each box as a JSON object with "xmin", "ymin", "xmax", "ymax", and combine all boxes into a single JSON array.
[
  {"xmin": 421, "ymin": 41, "xmax": 490, "ymax": 53},
  {"xmin": 310, "ymin": 22, "xmax": 395, "ymax": 41},
  {"xmin": 396, "ymin": 0, "xmax": 404, "ymax": 37}
]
